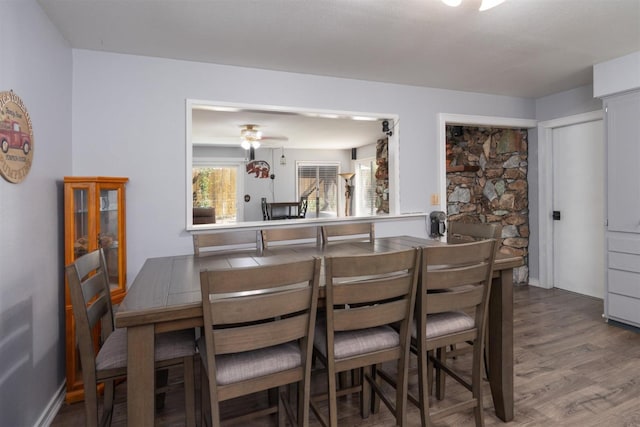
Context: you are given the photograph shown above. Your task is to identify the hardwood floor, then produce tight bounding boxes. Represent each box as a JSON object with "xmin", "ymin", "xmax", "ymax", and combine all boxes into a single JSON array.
[{"xmin": 51, "ymin": 286, "xmax": 640, "ymax": 426}]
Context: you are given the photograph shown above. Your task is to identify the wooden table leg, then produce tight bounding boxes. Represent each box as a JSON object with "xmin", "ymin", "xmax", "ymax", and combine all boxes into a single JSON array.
[
  {"xmin": 127, "ymin": 324, "xmax": 155, "ymax": 426},
  {"xmin": 488, "ymin": 269, "xmax": 514, "ymax": 422}
]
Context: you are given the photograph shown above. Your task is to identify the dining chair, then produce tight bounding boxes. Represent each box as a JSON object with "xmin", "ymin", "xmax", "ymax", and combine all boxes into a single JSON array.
[
  {"xmin": 447, "ymin": 221, "xmax": 502, "ymax": 244},
  {"xmin": 311, "ymin": 248, "xmax": 420, "ymax": 427},
  {"xmin": 320, "ymin": 222, "xmax": 375, "ymax": 245},
  {"xmin": 261, "ymin": 197, "xmax": 271, "ymax": 220},
  {"xmin": 295, "ymin": 196, "xmax": 309, "ymax": 218},
  {"xmin": 198, "ymin": 258, "xmax": 321, "ymax": 427},
  {"xmin": 261, "ymin": 226, "xmax": 321, "ymax": 249},
  {"xmin": 65, "ymin": 248, "xmax": 196, "ymax": 427},
  {"xmin": 412, "ymin": 239, "xmax": 497, "ymax": 427},
  {"xmin": 193, "ymin": 207, "xmax": 216, "ymax": 224},
  {"xmin": 445, "ymin": 222, "xmax": 502, "ymax": 372},
  {"xmin": 193, "ymin": 230, "xmax": 260, "ymax": 256}
]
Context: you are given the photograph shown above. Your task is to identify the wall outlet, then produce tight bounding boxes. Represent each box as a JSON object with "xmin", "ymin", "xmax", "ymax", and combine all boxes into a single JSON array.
[{"xmin": 430, "ymin": 193, "xmax": 440, "ymax": 205}]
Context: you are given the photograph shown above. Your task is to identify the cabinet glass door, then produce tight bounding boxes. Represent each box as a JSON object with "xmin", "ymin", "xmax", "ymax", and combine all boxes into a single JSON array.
[
  {"xmin": 73, "ymin": 188, "xmax": 90, "ymax": 260},
  {"xmin": 99, "ymin": 188, "xmax": 120, "ymax": 286}
]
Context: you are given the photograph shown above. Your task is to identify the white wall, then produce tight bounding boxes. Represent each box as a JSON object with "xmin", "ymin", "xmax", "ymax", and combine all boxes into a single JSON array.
[
  {"xmin": 72, "ymin": 49, "xmax": 535, "ymax": 282},
  {"xmin": 0, "ymin": 1, "xmax": 72, "ymax": 425}
]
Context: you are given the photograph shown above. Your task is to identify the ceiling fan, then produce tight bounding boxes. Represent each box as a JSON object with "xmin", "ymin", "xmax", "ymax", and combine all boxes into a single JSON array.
[{"xmin": 240, "ymin": 124, "xmax": 288, "ymax": 150}]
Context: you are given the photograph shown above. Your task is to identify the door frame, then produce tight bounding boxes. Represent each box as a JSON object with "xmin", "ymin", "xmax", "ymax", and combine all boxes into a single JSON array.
[{"xmin": 537, "ymin": 110, "xmax": 604, "ymax": 289}]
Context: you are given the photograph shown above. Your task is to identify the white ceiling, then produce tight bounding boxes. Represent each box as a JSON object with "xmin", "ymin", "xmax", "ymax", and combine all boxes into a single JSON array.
[{"xmin": 37, "ymin": 0, "xmax": 640, "ymax": 148}]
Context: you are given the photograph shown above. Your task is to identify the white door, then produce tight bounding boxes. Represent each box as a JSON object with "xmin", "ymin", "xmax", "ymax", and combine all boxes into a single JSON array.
[{"xmin": 552, "ymin": 120, "xmax": 605, "ymax": 298}]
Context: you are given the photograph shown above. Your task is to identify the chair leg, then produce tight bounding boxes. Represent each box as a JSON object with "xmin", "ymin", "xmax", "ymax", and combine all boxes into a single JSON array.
[
  {"xmin": 435, "ymin": 347, "xmax": 446, "ymax": 400},
  {"xmin": 371, "ymin": 366, "xmax": 381, "ymax": 414},
  {"xmin": 101, "ymin": 380, "xmax": 115, "ymax": 427},
  {"xmin": 183, "ymin": 356, "xmax": 196, "ymax": 427},
  {"xmin": 418, "ymin": 348, "xmax": 430, "ymax": 427},
  {"xmin": 327, "ymin": 364, "xmax": 338, "ymax": 427},
  {"xmin": 472, "ymin": 340, "xmax": 485, "ymax": 427},
  {"xmin": 360, "ymin": 366, "xmax": 371, "ymax": 419},
  {"xmin": 396, "ymin": 357, "xmax": 409, "ymax": 427},
  {"xmin": 277, "ymin": 386, "xmax": 287, "ymax": 427}
]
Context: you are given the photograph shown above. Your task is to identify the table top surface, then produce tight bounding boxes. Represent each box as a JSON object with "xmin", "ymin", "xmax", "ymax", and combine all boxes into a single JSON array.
[{"xmin": 116, "ymin": 235, "xmax": 522, "ymax": 327}]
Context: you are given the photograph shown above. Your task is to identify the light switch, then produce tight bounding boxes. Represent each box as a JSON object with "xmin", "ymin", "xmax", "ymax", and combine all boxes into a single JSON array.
[{"xmin": 430, "ymin": 193, "xmax": 440, "ymax": 205}]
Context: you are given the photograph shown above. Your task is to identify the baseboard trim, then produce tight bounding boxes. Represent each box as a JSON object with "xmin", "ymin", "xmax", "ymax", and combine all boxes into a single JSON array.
[{"xmin": 35, "ymin": 380, "xmax": 65, "ymax": 427}]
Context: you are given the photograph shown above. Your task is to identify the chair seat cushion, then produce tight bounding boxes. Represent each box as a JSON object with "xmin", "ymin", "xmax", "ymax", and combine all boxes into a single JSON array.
[
  {"xmin": 412, "ymin": 311, "xmax": 475, "ymax": 340},
  {"xmin": 197, "ymin": 337, "xmax": 302, "ymax": 386},
  {"xmin": 314, "ymin": 322, "xmax": 400, "ymax": 360},
  {"xmin": 96, "ymin": 328, "xmax": 195, "ymax": 371}
]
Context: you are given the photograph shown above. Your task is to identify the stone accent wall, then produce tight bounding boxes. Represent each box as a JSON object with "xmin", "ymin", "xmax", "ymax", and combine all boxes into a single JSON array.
[
  {"xmin": 375, "ymin": 137, "xmax": 389, "ymax": 214},
  {"xmin": 446, "ymin": 126, "xmax": 529, "ymax": 283}
]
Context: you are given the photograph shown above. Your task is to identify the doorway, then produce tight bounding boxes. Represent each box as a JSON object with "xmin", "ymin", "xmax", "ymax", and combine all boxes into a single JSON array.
[
  {"xmin": 537, "ymin": 110, "xmax": 605, "ymax": 296},
  {"xmin": 552, "ymin": 120, "xmax": 605, "ymax": 298}
]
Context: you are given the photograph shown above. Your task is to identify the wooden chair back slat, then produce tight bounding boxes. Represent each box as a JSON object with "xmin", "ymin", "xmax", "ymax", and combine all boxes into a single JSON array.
[
  {"xmin": 261, "ymin": 226, "xmax": 320, "ymax": 249},
  {"xmin": 331, "ymin": 275, "xmax": 412, "ymax": 305},
  {"xmin": 204, "ymin": 260, "xmax": 318, "ymax": 294},
  {"xmin": 321, "ymin": 222, "xmax": 375, "ymax": 245},
  {"xmin": 193, "ymin": 230, "xmax": 258, "ymax": 256},
  {"xmin": 425, "ymin": 240, "xmax": 494, "ymax": 266},
  {"xmin": 425, "ymin": 285, "xmax": 485, "ymax": 314},
  {"xmin": 213, "ymin": 314, "xmax": 309, "ymax": 354},
  {"xmin": 447, "ymin": 222, "xmax": 502, "ymax": 244},
  {"xmin": 211, "ymin": 287, "xmax": 312, "ymax": 324},
  {"xmin": 425, "ymin": 263, "xmax": 492, "ymax": 290},
  {"xmin": 82, "ymin": 273, "xmax": 107, "ymax": 304},
  {"xmin": 334, "ymin": 299, "xmax": 408, "ymax": 331},
  {"xmin": 328, "ymin": 249, "xmax": 415, "ymax": 277}
]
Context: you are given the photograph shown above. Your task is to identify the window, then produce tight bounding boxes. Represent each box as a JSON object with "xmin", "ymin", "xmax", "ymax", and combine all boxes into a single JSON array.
[
  {"xmin": 296, "ymin": 162, "xmax": 339, "ymax": 218},
  {"xmin": 354, "ymin": 158, "xmax": 377, "ymax": 216},
  {"xmin": 192, "ymin": 162, "xmax": 243, "ymax": 224}
]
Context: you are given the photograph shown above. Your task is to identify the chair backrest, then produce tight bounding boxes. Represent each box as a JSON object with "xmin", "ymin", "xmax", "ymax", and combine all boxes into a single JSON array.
[
  {"xmin": 323, "ymin": 248, "xmax": 420, "ymax": 362},
  {"xmin": 419, "ymin": 240, "xmax": 497, "ymax": 346},
  {"xmin": 261, "ymin": 197, "xmax": 270, "ymax": 221},
  {"xmin": 321, "ymin": 222, "xmax": 375, "ymax": 245},
  {"xmin": 447, "ymin": 222, "xmax": 501, "ymax": 244},
  {"xmin": 193, "ymin": 207, "xmax": 216, "ymax": 225},
  {"xmin": 261, "ymin": 226, "xmax": 320, "ymax": 249},
  {"xmin": 65, "ymin": 249, "xmax": 114, "ymax": 385},
  {"xmin": 193, "ymin": 230, "xmax": 259, "ymax": 256},
  {"xmin": 297, "ymin": 196, "xmax": 309, "ymax": 218},
  {"xmin": 199, "ymin": 258, "xmax": 321, "ymax": 399}
]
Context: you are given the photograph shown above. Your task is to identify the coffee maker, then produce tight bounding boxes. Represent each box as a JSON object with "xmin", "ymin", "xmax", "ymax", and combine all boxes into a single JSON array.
[{"xmin": 429, "ymin": 211, "xmax": 447, "ymax": 238}]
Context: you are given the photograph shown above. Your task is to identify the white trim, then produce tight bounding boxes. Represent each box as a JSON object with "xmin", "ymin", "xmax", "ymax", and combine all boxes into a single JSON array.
[
  {"xmin": 536, "ymin": 110, "xmax": 604, "ymax": 289},
  {"xmin": 35, "ymin": 380, "xmax": 66, "ymax": 426},
  {"xmin": 186, "ymin": 99, "xmax": 401, "ymax": 229},
  {"xmin": 437, "ymin": 113, "xmax": 538, "ymax": 212}
]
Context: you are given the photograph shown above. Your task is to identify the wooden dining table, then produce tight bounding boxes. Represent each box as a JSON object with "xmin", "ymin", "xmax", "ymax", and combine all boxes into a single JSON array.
[{"xmin": 115, "ymin": 235, "xmax": 522, "ymax": 426}]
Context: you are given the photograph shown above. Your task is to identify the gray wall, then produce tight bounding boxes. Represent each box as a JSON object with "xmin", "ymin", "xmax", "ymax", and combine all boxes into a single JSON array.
[
  {"xmin": 0, "ymin": 1, "xmax": 72, "ymax": 425},
  {"xmin": 71, "ymin": 49, "xmax": 535, "ymax": 281}
]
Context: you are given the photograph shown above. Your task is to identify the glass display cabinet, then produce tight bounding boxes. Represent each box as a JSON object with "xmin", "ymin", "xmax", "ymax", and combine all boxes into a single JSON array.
[{"xmin": 63, "ymin": 176, "xmax": 128, "ymax": 402}]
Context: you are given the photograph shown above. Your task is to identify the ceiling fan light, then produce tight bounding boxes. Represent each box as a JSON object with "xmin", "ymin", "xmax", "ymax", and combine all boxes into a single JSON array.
[
  {"xmin": 442, "ymin": 0, "xmax": 462, "ymax": 7},
  {"xmin": 241, "ymin": 139, "xmax": 251, "ymax": 150},
  {"xmin": 251, "ymin": 140, "xmax": 260, "ymax": 149},
  {"xmin": 479, "ymin": 0, "xmax": 505, "ymax": 11}
]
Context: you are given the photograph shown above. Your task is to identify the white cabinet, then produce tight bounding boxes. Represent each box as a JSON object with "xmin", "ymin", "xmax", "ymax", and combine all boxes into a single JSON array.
[
  {"xmin": 606, "ymin": 91, "xmax": 640, "ymax": 233},
  {"xmin": 604, "ymin": 90, "xmax": 640, "ymax": 327}
]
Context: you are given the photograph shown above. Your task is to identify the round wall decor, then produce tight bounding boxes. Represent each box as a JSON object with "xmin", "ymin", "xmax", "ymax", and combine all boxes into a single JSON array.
[{"xmin": 0, "ymin": 91, "xmax": 34, "ymax": 183}]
